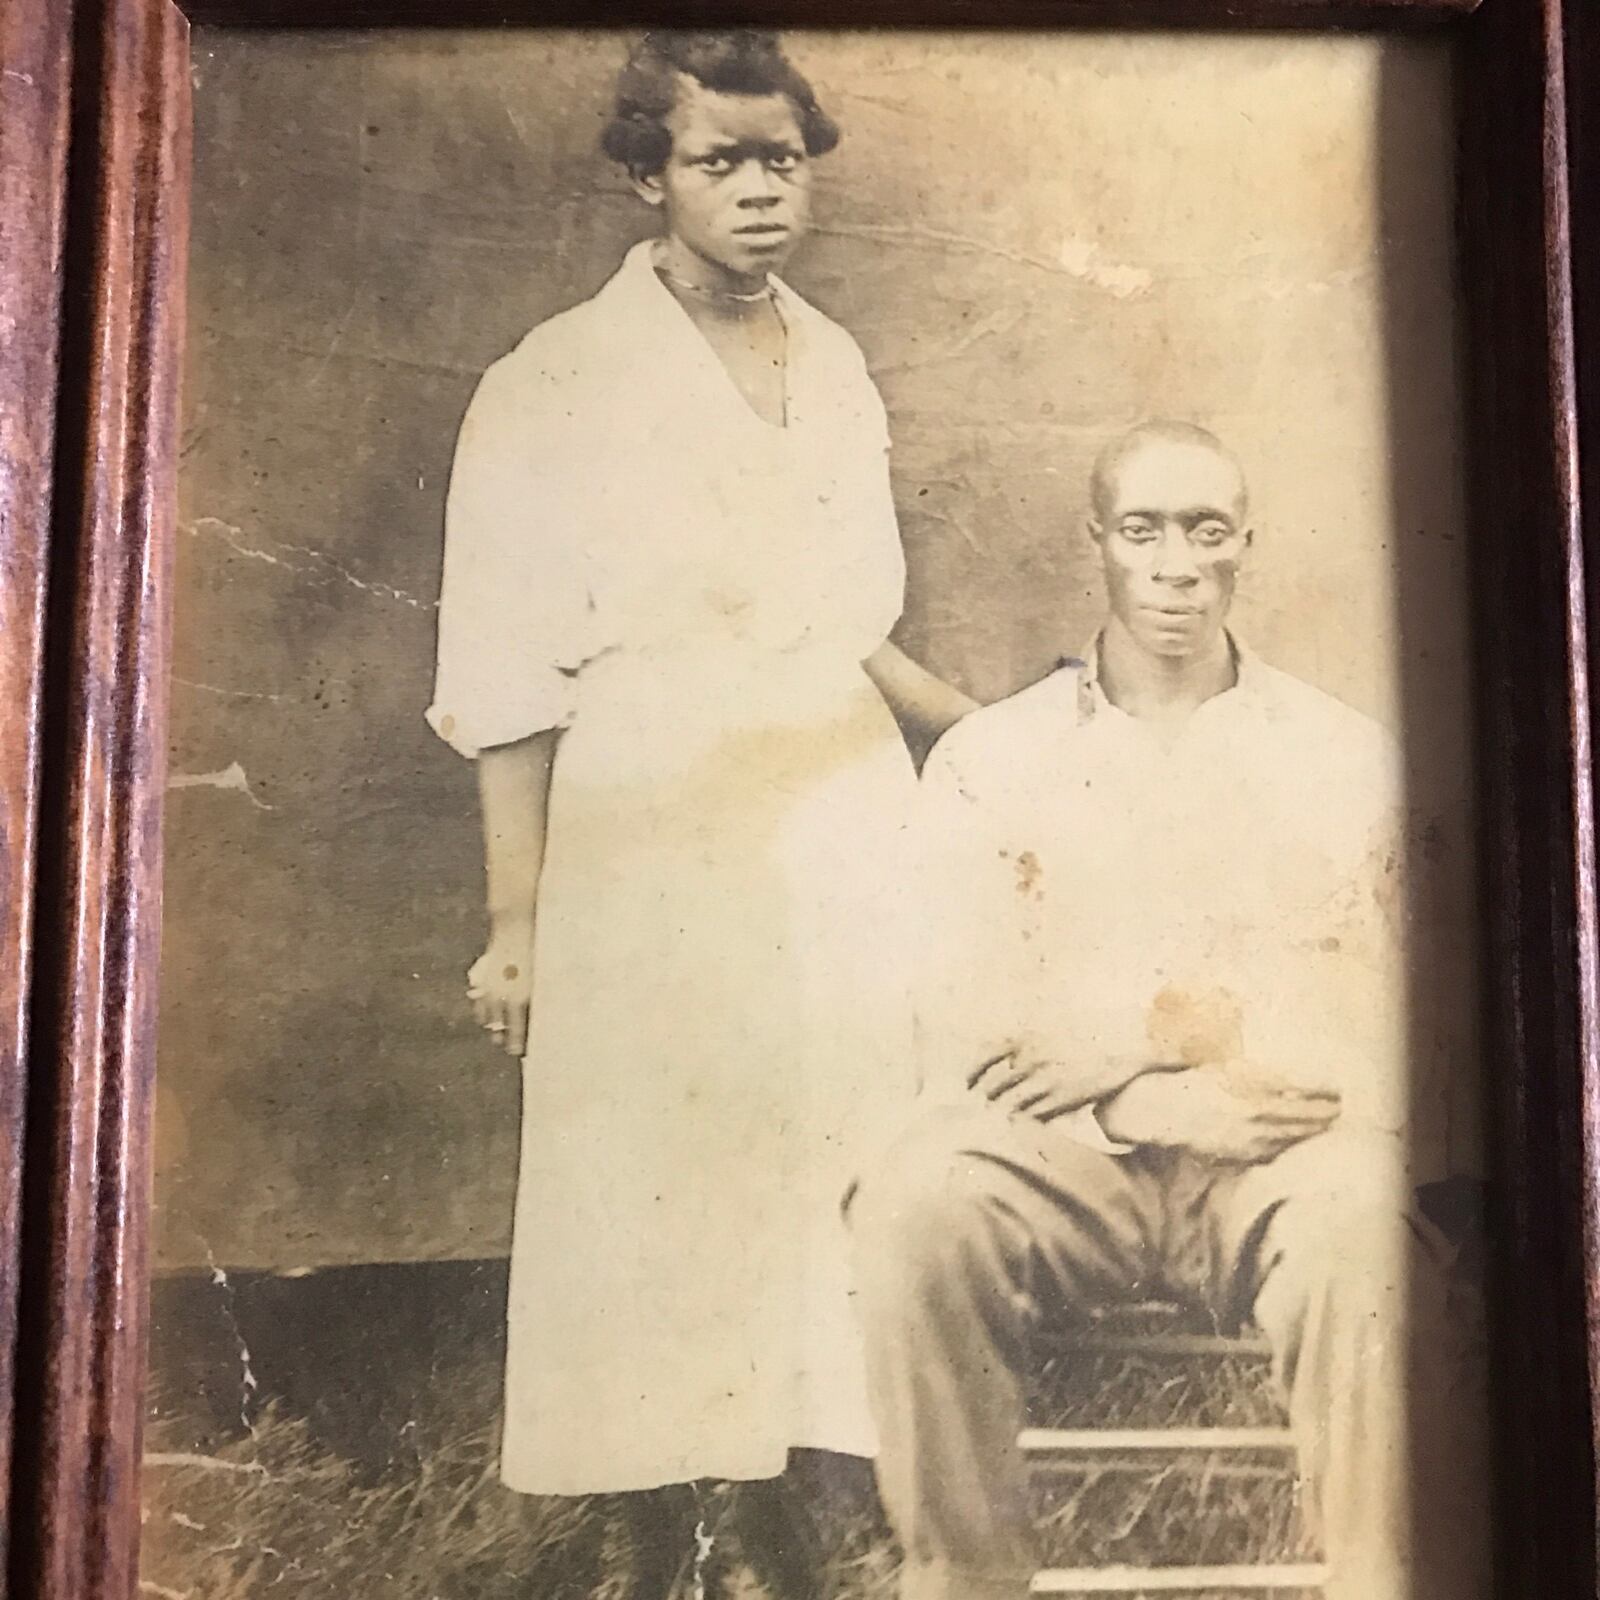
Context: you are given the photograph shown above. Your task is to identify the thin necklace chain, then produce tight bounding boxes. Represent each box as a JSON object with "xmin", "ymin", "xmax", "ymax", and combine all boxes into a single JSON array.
[{"xmin": 655, "ymin": 263, "xmax": 775, "ymax": 306}]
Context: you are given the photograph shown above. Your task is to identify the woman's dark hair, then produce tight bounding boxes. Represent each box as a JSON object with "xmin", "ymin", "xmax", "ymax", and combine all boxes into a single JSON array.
[{"xmin": 602, "ymin": 30, "xmax": 841, "ymax": 176}]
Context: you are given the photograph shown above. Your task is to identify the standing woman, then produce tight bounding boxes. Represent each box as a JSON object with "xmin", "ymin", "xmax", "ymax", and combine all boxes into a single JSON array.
[{"xmin": 427, "ymin": 30, "xmax": 972, "ymax": 1598}]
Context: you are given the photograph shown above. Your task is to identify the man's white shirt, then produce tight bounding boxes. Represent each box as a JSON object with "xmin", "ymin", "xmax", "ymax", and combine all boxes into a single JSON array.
[{"xmin": 914, "ymin": 640, "xmax": 1433, "ymax": 1155}]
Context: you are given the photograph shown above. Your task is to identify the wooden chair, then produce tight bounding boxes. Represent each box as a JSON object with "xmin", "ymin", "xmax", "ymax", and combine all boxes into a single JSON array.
[{"xmin": 1024, "ymin": 1307, "xmax": 1328, "ymax": 1596}]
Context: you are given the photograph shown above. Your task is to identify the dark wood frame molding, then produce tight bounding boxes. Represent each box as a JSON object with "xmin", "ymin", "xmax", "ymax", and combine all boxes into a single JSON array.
[
  {"xmin": 0, "ymin": 2, "xmax": 1593, "ymax": 1596},
  {"xmin": 4, "ymin": 5, "xmax": 191, "ymax": 1600},
  {"xmin": 0, "ymin": 2, "xmax": 77, "ymax": 1586}
]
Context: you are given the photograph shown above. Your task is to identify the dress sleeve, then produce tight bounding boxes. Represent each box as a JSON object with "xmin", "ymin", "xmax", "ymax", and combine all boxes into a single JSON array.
[
  {"xmin": 831, "ymin": 343, "xmax": 906, "ymax": 655},
  {"xmin": 426, "ymin": 351, "xmax": 598, "ymax": 759}
]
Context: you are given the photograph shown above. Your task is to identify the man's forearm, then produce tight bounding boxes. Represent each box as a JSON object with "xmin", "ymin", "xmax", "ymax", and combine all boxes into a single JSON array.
[
  {"xmin": 960, "ymin": 1031, "xmax": 1158, "ymax": 1111},
  {"xmin": 1020, "ymin": 999, "xmax": 1164, "ymax": 1105},
  {"xmin": 1023, "ymin": 1041, "xmax": 1156, "ymax": 1107}
]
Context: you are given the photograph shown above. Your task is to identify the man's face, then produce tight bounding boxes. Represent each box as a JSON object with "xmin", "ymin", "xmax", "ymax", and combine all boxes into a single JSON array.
[
  {"xmin": 644, "ymin": 78, "xmax": 813, "ymax": 282},
  {"xmin": 1091, "ymin": 439, "xmax": 1251, "ymax": 661}
]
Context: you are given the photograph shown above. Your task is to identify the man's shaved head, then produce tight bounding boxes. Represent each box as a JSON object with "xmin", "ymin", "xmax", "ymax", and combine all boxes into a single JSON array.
[
  {"xmin": 1090, "ymin": 421, "xmax": 1248, "ymax": 526},
  {"xmin": 1087, "ymin": 420, "xmax": 1253, "ymax": 666}
]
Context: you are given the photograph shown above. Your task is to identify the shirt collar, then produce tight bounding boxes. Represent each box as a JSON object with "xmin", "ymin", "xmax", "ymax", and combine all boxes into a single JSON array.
[{"xmin": 1065, "ymin": 631, "xmax": 1264, "ymax": 725}]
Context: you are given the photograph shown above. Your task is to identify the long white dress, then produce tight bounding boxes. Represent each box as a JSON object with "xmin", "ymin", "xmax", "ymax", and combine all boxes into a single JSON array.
[{"xmin": 427, "ymin": 241, "xmax": 918, "ymax": 1494}]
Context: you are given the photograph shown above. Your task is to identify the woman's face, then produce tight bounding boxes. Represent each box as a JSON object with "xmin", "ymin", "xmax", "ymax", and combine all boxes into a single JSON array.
[{"xmin": 640, "ymin": 77, "xmax": 814, "ymax": 284}]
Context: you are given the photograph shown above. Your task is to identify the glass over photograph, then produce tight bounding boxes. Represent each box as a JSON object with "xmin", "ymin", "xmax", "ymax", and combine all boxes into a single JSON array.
[{"xmin": 145, "ymin": 26, "xmax": 1493, "ymax": 1600}]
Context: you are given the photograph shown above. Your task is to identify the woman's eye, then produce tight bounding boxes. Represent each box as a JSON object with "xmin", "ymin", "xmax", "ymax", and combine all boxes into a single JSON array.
[
  {"xmin": 767, "ymin": 154, "xmax": 800, "ymax": 173},
  {"xmin": 700, "ymin": 157, "xmax": 733, "ymax": 176}
]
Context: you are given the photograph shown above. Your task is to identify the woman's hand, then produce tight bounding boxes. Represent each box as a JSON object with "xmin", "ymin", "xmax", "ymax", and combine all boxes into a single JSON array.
[{"xmin": 467, "ymin": 916, "xmax": 536, "ymax": 1057}]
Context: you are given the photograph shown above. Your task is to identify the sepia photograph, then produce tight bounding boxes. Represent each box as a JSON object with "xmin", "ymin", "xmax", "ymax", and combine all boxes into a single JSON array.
[{"xmin": 145, "ymin": 26, "xmax": 1494, "ymax": 1600}]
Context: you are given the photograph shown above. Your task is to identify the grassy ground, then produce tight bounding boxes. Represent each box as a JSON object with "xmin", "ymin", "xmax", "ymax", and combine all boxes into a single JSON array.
[
  {"xmin": 142, "ymin": 1412, "xmax": 901, "ymax": 1600},
  {"xmin": 140, "ymin": 1264, "xmax": 1313, "ymax": 1600},
  {"xmin": 142, "ymin": 1391, "xmax": 1305, "ymax": 1600}
]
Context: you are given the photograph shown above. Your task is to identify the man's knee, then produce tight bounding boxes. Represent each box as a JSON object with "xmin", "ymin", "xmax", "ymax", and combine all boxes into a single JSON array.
[
  {"xmin": 1260, "ymin": 1185, "xmax": 1443, "ymax": 1336},
  {"xmin": 1274, "ymin": 1196, "xmax": 1420, "ymax": 1278},
  {"xmin": 1268, "ymin": 1129, "xmax": 1415, "ymax": 1236},
  {"xmin": 849, "ymin": 1105, "xmax": 1026, "ymax": 1296},
  {"xmin": 1234, "ymin": 1133, "xmax": 1434, "ymax": 1320},
  {"xmin": 1266, "ymin": 1129, "xmax": 1411, "ymax": 1203}
]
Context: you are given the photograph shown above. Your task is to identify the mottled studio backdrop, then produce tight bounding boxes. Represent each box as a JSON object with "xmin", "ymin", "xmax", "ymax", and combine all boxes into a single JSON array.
[{"xmin": 160, "ymin": 30, "xmax": 1474, "ymax": 1270}]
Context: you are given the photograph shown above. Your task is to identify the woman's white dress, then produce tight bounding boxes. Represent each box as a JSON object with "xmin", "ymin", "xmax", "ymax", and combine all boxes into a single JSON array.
[{"xmin": 428, "ymin": 241, "xmax": 918, "ymax": 1494}]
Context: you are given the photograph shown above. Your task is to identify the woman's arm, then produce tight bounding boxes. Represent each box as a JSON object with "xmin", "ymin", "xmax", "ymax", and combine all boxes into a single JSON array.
[
  {"xmin": 469, "ymin": 728, "xmax": 562, "ymax": 1056},
  {"xmin": 864, "ymin": 640, "xmax": 978, "ymax": 761}
]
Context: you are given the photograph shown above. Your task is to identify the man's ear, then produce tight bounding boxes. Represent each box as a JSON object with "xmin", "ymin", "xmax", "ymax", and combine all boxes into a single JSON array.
[
  {"xmin": 1086, "ymin": 517, "xmax": 1105, "ymax": 545},
  {"xmin": 629, "ymin": 168, "xmax": 666, "ymax": 208},
  {"xmin": 1242, "ymin": 525, "xmax": 1255, "ymax": 549}
]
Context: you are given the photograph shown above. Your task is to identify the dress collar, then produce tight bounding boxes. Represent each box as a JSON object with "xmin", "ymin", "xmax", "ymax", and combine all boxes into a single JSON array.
[
  {"xmin": 614, "ymin": 236, "xmax": 808, "ymax": 323},
  {"xmin": 606, "ymin": 239, "xmax": 810, "ymax": 428}
]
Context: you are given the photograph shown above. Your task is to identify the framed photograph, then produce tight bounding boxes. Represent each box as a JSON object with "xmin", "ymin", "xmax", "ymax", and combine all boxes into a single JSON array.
[{"xmin": 2, "ymin": 3, "xmax": 1595, "ymax": 1599}]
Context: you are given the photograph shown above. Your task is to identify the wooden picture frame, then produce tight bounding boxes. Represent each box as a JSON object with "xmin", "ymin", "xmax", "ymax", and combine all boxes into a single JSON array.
[{"xmin": 0, "ymin": 1, "xmax": 1593, "ymax": 1596}]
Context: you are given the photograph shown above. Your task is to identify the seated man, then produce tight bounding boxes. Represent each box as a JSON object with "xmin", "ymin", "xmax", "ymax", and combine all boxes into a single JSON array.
[{"xmin": 850, "ymin": 422, "xmax": 1488, "ymax": 1600}]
